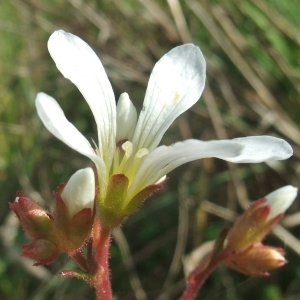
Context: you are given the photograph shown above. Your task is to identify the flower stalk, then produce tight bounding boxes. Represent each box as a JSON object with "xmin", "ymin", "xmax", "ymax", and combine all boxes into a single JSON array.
[
  {"xmin": 181, "ymin": 228, "xmax": 230, "ymax": 300},
  {"xmin": 93, "ymin": 220, "xmax": 113, "ymax": 300},
  {"xmin": 181, "ymin": 251, "xmax": 229, "ymax": 300}
]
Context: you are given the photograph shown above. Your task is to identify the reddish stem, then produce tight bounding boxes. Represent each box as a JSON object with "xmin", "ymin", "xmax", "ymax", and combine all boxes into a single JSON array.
[
  {"xmin": 93, "ymin": 216, "xmax": 101, "ymax": 247},
  {"xmin": 180, "ymin": 251, "xmax": 229, "ymax": 300},
  {"xmin": 69, "ymin": 250, "xmax": 88, "ymax": 271},
  {"xmin": 93, "ymin": 219, "xmax": 113, "ymax": 300}
]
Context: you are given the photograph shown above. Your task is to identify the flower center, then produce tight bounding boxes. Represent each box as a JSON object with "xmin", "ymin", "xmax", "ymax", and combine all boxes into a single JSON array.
[{"xmin": 112, "ymin": 141, "xmax": 149, "ymax": 183}]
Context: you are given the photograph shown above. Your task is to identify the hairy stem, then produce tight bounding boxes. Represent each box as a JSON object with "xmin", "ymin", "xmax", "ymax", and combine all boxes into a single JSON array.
[
  {"xmin": 180, "ymin": 251, "xmax": 229, "ymax": 300},
  {"xmin": 93, "ymin": 219, "xmax": 113, "ymax": 300},
  {"xmin": 69, "ymin": 250, "xmax": 88, "ymax": 271}
]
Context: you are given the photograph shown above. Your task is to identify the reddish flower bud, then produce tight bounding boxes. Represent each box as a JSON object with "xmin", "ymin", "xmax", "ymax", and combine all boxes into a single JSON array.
[
  {"xmin": 9, "ymin": 192, "xmax": 53, "ymax": 238},
  {"xmin": 226, "ymin": 185, "xmax": 297, "ymax": 252},
  {"xmin": 223, "ymin": 185, "xmax": 297, "ymax": 277},
  {"xmin": 42, "ymin": 168, "xmax": 96, "ymax": 253},
  {"xmin": 225, "ymin": 243, "xmax": 286, "ymax": 276},
  {"xmin": 52, "ymin": 191, "xmax": 93, "ymax": 253}
]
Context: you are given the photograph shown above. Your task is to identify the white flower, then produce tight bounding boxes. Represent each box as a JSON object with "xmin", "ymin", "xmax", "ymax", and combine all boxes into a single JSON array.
[
  {"xmin": 61, "ymin": 167, "xmax": 95, "ymax": 217},
  {"xmin": 35, "ymin": 30, "xmax": 293, "ymax": 205},
  {"xmin": 265, "ymin": 185, "xmax": 298, "ymax": 220}
]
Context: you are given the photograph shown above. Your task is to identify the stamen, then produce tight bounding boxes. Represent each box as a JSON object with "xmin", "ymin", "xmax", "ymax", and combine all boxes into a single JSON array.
[
  {"xmin": 136, "ymin": 148, "xmax": 149, "ymax": 158},
  {"xmin": 118, "ymin": 141, "xmax": 133, "ymax": 172},
  {"xmin": 112, "ymin": 148, "xmax": 120, "ymax": 175},
  {"xmin": 124, "ymin": 148, "xmax": 149, "ymax": 181},
  {"xmin": 122, "ymin": 141, "xmax": 133, "ymax": 157}
]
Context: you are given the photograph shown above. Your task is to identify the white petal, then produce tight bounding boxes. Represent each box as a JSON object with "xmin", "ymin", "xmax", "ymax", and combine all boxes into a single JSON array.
[
  {"xmin": 116, "ymin": 93, "xmax": 137, "ymax": 142},
  {"xmin": 35, "ymin": 92, "xmax": 106, "ymax": 184},
  {"xmin": 132, "ymin": 44, "xmax": 206, "ymax": 152},
  {"xmin": 36, "ymin": 93, "xmax": 94, "ymax": 157},
  {"xmin": 265, "ymin": 185, "xmax": 297, "ymax": 220},
  {"xmin": 47, "ymin": 30, "xmax": 116, "ymax": 170},
  {"xmin": 127, "ymin": 139, "xmax": 242, "ymax": 199},
  {"xmin": 224, "ymin": 136, "xmax": 293, "ymax": 163},
  {"xmin": 61, "ymin": 168, "xmax": 95, "ymax": 217}
]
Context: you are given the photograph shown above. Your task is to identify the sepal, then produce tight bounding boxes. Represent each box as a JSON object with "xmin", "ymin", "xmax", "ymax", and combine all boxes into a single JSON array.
[
  {"xmin": 225, "ymin": 243, "xmax": 286, "ymax": 276},
  {"xmin": 97, "ymin": 174, "xmax": 129, "ymax": 228},
  {"xmin": 102, "ymin": 174, "xmax": 129, "ymax": 210},
  {"xmin": 52, "ymin": 191, "xmax": 70, "ymax": 243},
  {"xmin": 97, "ymin": 174, "xmax": 166, "ymax": 228},
  {"xmin": 22, "ymin": 239, "xmax": 59, "ymax": 266},
  {"xmin": 226, "ymin": 198, "xmax": 280, "ymax": 252},
  {"xmin": 53, "ymin": 191, "xmax": 93, "ymax": 252},
  {"xmin": 69, "ymin": 208, "xmax": 94, "ymax": 250},
  {"xmin": 125, "ymin": 179, "xmax": 166, "ymax": 215}
]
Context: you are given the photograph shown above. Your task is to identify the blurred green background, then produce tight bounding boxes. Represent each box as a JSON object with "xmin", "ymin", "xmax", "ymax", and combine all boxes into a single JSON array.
[{"xmin": 1, "ymin": 0, "xmax": 300, "ymax": 299}]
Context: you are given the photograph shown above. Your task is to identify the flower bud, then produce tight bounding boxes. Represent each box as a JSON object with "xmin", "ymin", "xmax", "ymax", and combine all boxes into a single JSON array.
[
  {"xmin": 52, "ymin": 169, "xmax": 95, "ymax": 252},
  {"xmin": 61, "ymin": 168, "xmax": 95, "ymax": 217},
  {"xmin": 116, "ymin": 92, "xmax": 137, "ymax": 142},
  {"xmin": 226, "ymin": 185, "xmax": 297, "ymax": 252},
  {"xmin": 225, "ymin": 243, "xmax": 287, "ymax": 276},
  {"xmin": 10, "ymin": 192, "xmax": 52, "ymax": 238}
]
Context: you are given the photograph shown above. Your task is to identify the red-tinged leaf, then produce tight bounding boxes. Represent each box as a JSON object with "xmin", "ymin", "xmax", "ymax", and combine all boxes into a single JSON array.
[{"xmin": 59, "ymin": 269, "xmax": 94, "ymax": 284}]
